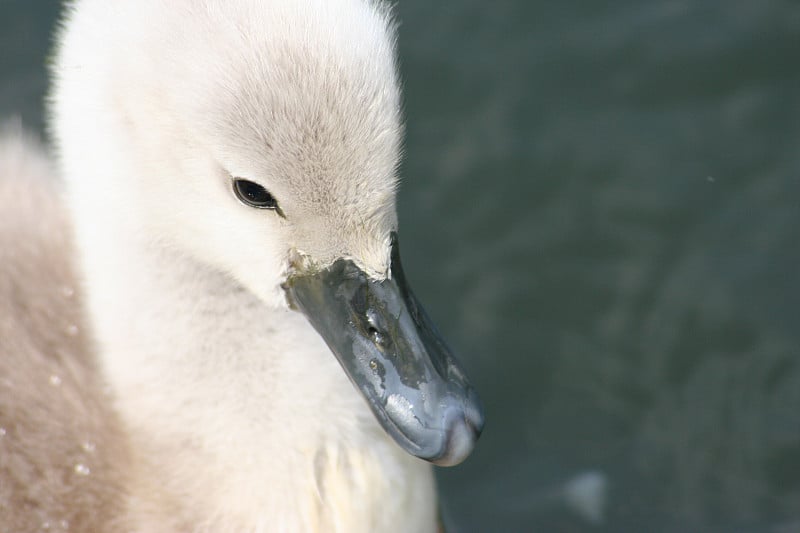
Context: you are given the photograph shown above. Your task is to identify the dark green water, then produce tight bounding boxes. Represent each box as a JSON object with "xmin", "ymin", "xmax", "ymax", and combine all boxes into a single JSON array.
[{"xmin": 2, "ymin": 1, "xmax": 799, "ymax": 531}]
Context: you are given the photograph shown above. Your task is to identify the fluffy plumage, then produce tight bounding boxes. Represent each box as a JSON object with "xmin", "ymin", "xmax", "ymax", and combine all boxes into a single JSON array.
[
  {"xmin": 0, "ymin": 126, "xmax": 127, "ymax": 532},
  {"xmin": 0, "ymin": 0, "xmax": 441, "ymax": 531}
]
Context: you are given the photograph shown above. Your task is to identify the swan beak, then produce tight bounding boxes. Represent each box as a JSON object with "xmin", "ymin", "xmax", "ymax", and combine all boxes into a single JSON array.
[{"xmin": 283, "ymin": 232, "xmax": 484, "ymax": 466}]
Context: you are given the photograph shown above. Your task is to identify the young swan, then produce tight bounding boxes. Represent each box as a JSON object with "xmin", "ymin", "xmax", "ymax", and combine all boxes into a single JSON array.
[{"xmin": 3, "ymin": 0, "xmax": 486, "ymax": 531}]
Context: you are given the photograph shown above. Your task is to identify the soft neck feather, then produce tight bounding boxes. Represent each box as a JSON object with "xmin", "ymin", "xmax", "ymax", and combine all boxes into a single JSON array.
[{"xmin": 73, "ymin": 225, "xmax": 436, "ymax": 531}]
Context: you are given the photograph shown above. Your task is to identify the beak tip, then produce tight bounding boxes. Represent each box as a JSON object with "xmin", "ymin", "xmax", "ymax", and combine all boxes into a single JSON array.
[{"xmin": 428, "ymin": 398, "xmax": 485, "ymax": 467}]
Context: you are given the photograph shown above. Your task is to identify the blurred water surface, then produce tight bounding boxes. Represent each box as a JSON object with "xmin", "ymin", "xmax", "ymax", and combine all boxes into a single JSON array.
[{"xmin": 2, "ymin": 1, "xmax": 799, "ymax": 531}]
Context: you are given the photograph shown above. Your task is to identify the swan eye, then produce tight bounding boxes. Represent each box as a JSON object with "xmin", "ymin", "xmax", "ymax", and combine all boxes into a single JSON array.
[{"xmin": 233, "ymin": 179, "xmax": 279, "ymax": 210}]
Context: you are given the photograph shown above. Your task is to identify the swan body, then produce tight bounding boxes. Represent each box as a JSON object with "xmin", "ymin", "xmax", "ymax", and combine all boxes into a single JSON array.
[
  {"xmin": 0, "ymin": 127, "xmax": 127, "ymax": 532},
  {"xmin": 0, "ymin": 0, "xmax": 482, "ymax": 531}
]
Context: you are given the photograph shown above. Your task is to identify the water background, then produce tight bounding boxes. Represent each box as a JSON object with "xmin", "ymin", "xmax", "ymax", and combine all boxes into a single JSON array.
[{"xmin": 2, "ymin": 1, "xmax": 799, "ymax": 531}]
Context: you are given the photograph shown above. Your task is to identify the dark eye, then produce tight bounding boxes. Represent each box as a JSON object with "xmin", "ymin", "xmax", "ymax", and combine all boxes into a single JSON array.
[{"xmin": 232, "ymin": 179, "xmax": 279, "ymax": 210}]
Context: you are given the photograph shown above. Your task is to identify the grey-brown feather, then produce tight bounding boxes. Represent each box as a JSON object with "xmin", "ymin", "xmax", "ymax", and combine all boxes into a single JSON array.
[{"xmin": 0, "ymin": 127, "xmax": 128, "ymax": 532}]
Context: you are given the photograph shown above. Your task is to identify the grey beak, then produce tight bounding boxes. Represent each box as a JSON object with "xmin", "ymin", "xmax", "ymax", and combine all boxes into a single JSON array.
[{"xmin": 283, "ymin": 233, "xmax": 484, "ymax": 466}]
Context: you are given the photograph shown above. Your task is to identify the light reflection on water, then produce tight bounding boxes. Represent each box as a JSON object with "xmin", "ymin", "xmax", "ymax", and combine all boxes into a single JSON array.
[{"xmin": 2, "ymin": 1, "xmax": 799, "ymax": 531}]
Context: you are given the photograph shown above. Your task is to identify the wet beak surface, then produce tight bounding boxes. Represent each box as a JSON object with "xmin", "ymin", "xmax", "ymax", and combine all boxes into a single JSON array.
[{"xmin": 284, "ymin": 233, "xmax": 484, "ymax": 466}]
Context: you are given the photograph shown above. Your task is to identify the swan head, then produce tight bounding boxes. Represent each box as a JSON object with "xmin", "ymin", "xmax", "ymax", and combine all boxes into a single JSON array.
[{"xmin": 54, "ymin": 0, "xmax": 483, "ymax": 465}]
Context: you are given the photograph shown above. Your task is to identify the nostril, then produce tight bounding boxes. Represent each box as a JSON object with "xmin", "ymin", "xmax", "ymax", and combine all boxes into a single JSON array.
[{"xmin": 367, "ymin": 326, "xmax": 384, "ymax": 346}]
